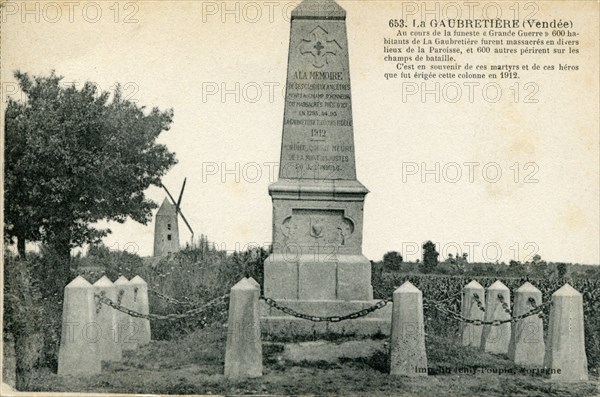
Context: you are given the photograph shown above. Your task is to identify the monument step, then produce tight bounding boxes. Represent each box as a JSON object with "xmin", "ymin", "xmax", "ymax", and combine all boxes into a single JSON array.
[
  {"xmin": 261, "ymin": 316, "xmax": 391, "ymax": 338},
  {"xmin": 265, "ymin": 339, "xmax": 387, "ymax": 363}
]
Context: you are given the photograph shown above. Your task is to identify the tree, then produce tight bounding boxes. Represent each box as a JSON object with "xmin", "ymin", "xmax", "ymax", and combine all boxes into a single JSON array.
[
  {"xmin": 530, "ymin": 254, "xmax": 547, "ymax": 277},
  {"xmin": 4, "ymin": 71, "xmax": 177, "ymax": 290},
  {"xmin": 421, "ymin": 240, "xmax": 439, "ymax": 273},
  {"xmin": 556, "ymin": 262, "xmax": 568, "ymax": 279},
  {"xmin": 383, "ymin": 251, "xmax": 403, "ymax": 271}
]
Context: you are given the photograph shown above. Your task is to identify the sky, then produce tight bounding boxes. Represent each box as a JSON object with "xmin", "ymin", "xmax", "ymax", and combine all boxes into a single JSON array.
[{"xmin": 2, "ymin": 1, "xmax": 599, "ymax": 264}]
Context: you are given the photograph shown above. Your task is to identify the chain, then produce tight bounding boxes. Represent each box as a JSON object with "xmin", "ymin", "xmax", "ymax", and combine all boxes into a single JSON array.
[
  {"xmin": 497, "ymin": 293, "xmax": 512, "ymax": 315},
  {"xmin": 473, "ymin": 293, "xmax": 485, "ymax": 312},
  {"xmin": 95, "ymin": 293, "xmax": 230, "ymax": 321},
  {"xmin": 427, "ymin": 299, "xmax": 552, "ymax": 326},
  {"xmin": 529, "ymin": 296, "xmax": 546, "ymax": 319},
  {"xmin": 261, "ymin": 296, "xmax": 391, "ymax": 323},
  {"xmin": 96, "ymin": 291, "xmax": 105, "ymax": 314}
]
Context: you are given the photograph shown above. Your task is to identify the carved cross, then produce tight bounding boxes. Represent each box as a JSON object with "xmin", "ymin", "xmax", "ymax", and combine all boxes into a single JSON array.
[{"xmin": 314, "ymin": 41, "xmax": 325, "ymax": 55}]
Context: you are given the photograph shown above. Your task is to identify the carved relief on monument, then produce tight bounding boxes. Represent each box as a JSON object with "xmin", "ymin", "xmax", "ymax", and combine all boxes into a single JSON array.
[
  {"xmin": 297, "ymin": 26, "xmax": 342, "ymax": 68},
  {"xmin": 280, "ymin": 208, "xmax": 355, "ymax": 249}
]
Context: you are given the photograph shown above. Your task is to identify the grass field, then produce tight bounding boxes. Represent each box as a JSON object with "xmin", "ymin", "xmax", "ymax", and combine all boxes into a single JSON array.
[{"xmin": 17, "ymin": 322, "xmax": 599, "ymax": 396}]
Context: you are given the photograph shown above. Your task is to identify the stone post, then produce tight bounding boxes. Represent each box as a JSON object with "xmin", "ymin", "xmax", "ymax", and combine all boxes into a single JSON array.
[
  {"xmin": 389, "ymin": 281, "xmax": 427, "ymax": 377},
  {"xmin": 247, "ymin": 276, "xmax": 260, "ymax": 289},
  {"xmin": 57, "ymin": 276, "xmax": 101, "ymax": 376},
  {"xmin": 92, "ymin": 276, "xmax": 122, "ymax": 362},
  {"xmin": 480, "ymin": 280, "xmax": 511, "ymax": 354},
  {"xmin": 545, "ymin": 283, "xmax": 588, "ymax": 382},
  {"xmin": 224, "ymin": 278, "xmax": 262, "ymax": 379},
  {"xmin": 508, "ymin": 282, "xmax": 545, "ymax": 367},
  {"xmin": 114, "ymin": 276, "xmax": 137, "ymax": 351},
  {"xmin": 129, "ymin": 276, "xmax": 151, "ymax": 346},
  {"xmin": 461, "ymin": 280, "xmax": 485, "ymax": 348}
]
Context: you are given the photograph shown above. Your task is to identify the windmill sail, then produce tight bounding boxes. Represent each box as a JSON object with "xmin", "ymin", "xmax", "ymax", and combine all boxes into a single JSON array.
[
  {"xmin": 176, "ymin": 178, "xmax": 187, "ymax": 210},
  {"xmin": 161, "ymin": 182, "xmax": 195, "ymax": 243}
]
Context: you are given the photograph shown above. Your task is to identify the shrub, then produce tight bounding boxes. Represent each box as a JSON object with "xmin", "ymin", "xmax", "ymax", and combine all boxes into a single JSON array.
[
  {"xmin": 3, "ymin": 254, "xmax": 46, "ymax": 389},
  {"xmin": 134, "ymin": 244, "xmax": 268, "ymax": 340},
  {"xmin": 382, "ymin": 251, "xmax": 403, "ymax": 271}
]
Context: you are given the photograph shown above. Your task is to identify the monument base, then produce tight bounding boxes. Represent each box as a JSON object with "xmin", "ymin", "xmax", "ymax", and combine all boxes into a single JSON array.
[
  {"xmin": 264, "ymin": 253, "xmax": 374, "ymax": 301},
  {"xmin": 260, "ymin": 299, "xmax": 392, "ymax": 338}
]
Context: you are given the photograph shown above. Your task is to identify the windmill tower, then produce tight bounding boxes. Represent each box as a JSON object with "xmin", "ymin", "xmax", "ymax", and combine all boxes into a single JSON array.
[{"xmin": 153, "ymin": 178, "xmax": 194, "ymax": 257}]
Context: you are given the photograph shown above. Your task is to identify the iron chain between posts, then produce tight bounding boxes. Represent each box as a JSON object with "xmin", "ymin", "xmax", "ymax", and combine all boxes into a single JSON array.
[
  {"xmin": 94, "ymin": 293, "xmax": 230, "ymax": 321},
  {"xmin": 261, "ymin": 296, "xmax": 391, "ymax": 323},
  {"xmin": 425, "ymin": 298, "xmax": 552, "ymax": 326}
]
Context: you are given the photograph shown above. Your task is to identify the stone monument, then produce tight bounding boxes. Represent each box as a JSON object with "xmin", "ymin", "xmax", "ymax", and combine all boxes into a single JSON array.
[{"xmin": 262, "ymin": 0, "xmax": 391, "ymax": 337}]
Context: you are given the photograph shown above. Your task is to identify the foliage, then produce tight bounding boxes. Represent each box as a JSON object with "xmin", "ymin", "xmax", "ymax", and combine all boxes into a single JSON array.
[
  {"xmin": 421, "ymin": 240, "xmax": 439, "ymax": 273},
  {"xmin": 376, "ymin": 256, "xmax": 592, "ymax": 280},
  {"xmin": 556, "ymin": 262, "xmax": 568, "ymax": 278},
  {"xmin": 442, "ymin": 252, "xmax": 468, "ymax": 273},
  {"xmin": 16, "ymin": 249, "xmax": 73, "ymax": 372},
  {"xmin": 382, "ymin": 251, "xmax": 403, "ymax": 271},
  {"xmin": 529, "ymin": 254, "xmax": 549, "ymax": 277},
  {"xmin": 3, "ymin": 254, "xmax": 46, "ymax": 389},
  {"xmin": 75, "ymin": 243, "xmax": 145, "ymax": 282},
  {"xmin": 135, "ymin": 240, "xmax": 269, "ymax": 340},
  {"xmin": 4, "ymin": 70, "xmax": 177, "ymax": 267}
]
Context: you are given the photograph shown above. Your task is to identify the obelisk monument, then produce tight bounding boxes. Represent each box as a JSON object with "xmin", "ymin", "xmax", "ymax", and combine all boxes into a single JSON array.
[{"xmin": 262, "ymin": 0, "xmax": 391, "ymax": 337}]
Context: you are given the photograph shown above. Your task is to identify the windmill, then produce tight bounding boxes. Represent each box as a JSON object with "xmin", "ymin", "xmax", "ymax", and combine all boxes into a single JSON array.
[{"xmin": 153, "ymin": 178, "xmax": 195, "ymax": 257}]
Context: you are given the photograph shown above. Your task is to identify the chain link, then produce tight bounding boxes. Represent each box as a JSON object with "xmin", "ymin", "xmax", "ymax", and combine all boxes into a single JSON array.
[
  {"xmin": 497, "ymin": 293, "xmax": 512, "ymax": 316},
  {"xmin": 96, "ymin": 291, "xmax": 105, "ymax": 314},
  {"xmin": 473, "ymin": 293, "xmax": 485, "ymax": 312},
  {"xmin": 95, "ymin": 293, "xmax": 230, "ymax": 321},
  {"xmin": 528, "ymin": 296, "xmax": 546, "ymax": 319},
  {"xmin": 261, "ymin": 296, "xmax": 391, "ymax": 323}
]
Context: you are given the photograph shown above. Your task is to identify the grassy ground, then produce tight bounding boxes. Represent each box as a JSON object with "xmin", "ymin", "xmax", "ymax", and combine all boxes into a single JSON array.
[{"xmin": 25, "ymin": 323, "xmax": 599, "ymax": 396}]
